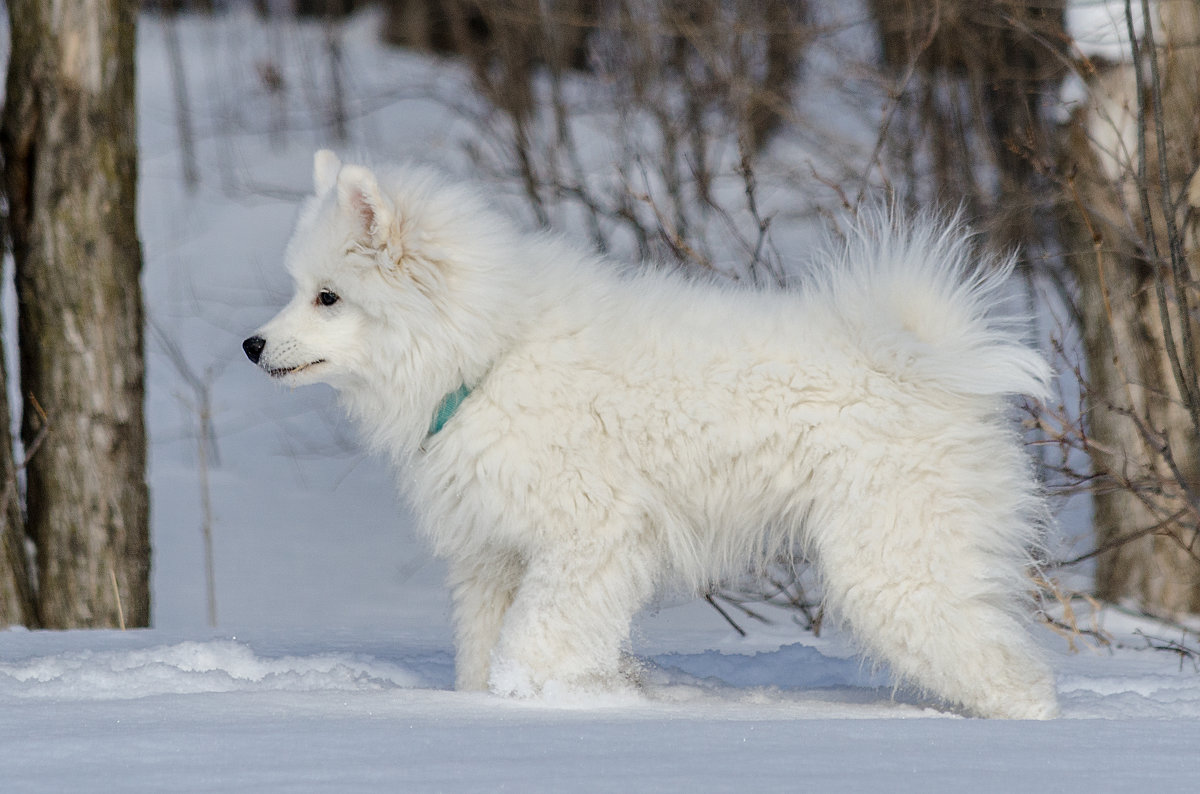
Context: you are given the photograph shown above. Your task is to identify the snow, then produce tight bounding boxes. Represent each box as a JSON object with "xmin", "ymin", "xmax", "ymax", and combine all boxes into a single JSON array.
[
  {"xmin": 1, "ymin": 5, "xmax": 1199, "ymax": 791},
  {"xmin": 1067, "ymin": 0, "xmax": 1157, "ymax": 61},
  {"xmin": 1068, "ymin": 1, "xmax": 1139, "ymax": 61},
  {"xmin": 3, "ymin": 622, "xmax": 1200, "ymax": 790}
]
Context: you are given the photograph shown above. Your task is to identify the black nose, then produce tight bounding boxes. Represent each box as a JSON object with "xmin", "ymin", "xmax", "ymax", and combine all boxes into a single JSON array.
[{"xmin": 243, "ymin": 336, "xmax": 266, "ymax": 364}]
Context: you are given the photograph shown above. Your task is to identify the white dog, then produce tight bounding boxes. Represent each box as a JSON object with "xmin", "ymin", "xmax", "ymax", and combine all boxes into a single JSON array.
[{"xmin": 245, "ymin": 151, "xmax": 1059, "ymax": 718}]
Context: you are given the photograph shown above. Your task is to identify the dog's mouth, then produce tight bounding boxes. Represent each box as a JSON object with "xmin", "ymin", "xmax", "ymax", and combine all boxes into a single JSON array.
[{"xmin": 268, "ymin": 360, "xmax": 326, "ymax": 378}]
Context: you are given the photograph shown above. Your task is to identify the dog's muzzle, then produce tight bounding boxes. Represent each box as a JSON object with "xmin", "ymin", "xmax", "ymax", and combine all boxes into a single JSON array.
[{"xmin": 243, "ymin": 336, "xmax": 266, "ymax": 364}]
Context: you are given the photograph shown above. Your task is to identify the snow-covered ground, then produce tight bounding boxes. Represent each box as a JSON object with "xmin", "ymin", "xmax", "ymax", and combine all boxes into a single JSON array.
[
  {"xmin": 3, "ymin": 611, "xmax": 1200, "ymax": 791},
  {"xmin": 2, "ymin": 5, "xmax": 1200, "ymax": 791}
]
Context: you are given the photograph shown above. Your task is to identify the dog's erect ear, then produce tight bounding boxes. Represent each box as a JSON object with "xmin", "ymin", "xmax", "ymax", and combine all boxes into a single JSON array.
[
  {"xmin": 313, "ymin": 150, "xmax": 342, "ymax": 197},
  {"xmin": 336, "ymin": 164, "xmax": 394, "ymax": 246}
]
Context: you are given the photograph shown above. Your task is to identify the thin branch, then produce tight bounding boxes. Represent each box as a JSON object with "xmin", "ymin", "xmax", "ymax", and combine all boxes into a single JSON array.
[
  {"xmin": 1049, "ymin": 507, "xmax": 1190, "ymax": 568},
  {"xmin": 1133, "ymin": 629, "xmax": 1200, "ymax": 672},
  {"xmin": 1140, "ymin": 0, "xmax": 1200, "ymax": 438},
  {"xmin": 1125, "ymin": 0, "xmax": 1199, "ymax": 435},
  {"xmin": 704, "ymin": 592, "xmax": 746, "ymax": 637},
  {"xmin": 853, "ymin": 0, "xmax": 942, "ymax": 209}
]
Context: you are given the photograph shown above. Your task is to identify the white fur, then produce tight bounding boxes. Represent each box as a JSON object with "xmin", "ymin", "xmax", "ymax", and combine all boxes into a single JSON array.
[{"xmin": 247, "ymin": 151, "xmax": 1060, "ymax": 719}]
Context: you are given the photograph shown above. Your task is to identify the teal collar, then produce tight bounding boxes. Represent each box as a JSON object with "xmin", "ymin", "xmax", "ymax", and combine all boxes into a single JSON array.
[{"xmin": 428, "ymin": 383, "xmax": 472, "ymax": 437}]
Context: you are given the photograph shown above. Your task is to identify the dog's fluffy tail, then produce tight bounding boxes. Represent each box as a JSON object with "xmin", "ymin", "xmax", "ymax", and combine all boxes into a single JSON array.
[{"xmin": 813, "ymin": 206, "xmax": 1051, "ymax": 401}]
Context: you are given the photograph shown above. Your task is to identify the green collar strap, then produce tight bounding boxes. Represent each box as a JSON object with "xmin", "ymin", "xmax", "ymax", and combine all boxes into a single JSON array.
[{"xmin": 428, "ymin": 383, "xmax": 472, "ymax": 437}]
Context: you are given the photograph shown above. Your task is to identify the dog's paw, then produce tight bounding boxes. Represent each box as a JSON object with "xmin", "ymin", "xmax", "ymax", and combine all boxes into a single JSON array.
[{"xmin": 487, "ymin": 657, "xmax": 539, "ymax": 698}]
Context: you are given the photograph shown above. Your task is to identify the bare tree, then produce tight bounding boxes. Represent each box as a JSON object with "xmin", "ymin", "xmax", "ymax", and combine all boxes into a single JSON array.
[
  {"xmin": 1054, "ymin": 0, "xmax": 1200, "ymax": 617},
  {"xmin": 2, "ymin": 0, "xmax": 150, "ymax": 627}
]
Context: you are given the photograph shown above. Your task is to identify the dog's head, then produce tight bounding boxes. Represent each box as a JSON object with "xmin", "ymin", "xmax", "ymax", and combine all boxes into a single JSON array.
[
  {"xmin": 247, "ymin": 152, "xmax": 495, "ymax": 386},
  {"xmin": 244, "ymin": 152, "xmax": 530, "ymax": 445},
  {"xmin": 243, "ymin": 151, "xmax": 399, "ymax": 390}
]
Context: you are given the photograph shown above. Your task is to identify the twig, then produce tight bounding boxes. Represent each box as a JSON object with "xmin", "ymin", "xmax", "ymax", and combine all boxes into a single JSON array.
[
  {"xmin": 1049, "ymin": 507, "xmax": 1190, "ymax": 568},
  {"xmin": 1034, "ymin": 582, "xmax": 1112, "ymax": 653},
  {"xmin": 110, "ymin": 568, "xmax": 126, "ymax": 631},
  {"xmin": 149, "ymin": 318, "xmax": 220, "ymax": 626},
  {"xmin": 853, "ymin": 0, "xmax": 942, "ymax": 209},
  {"xmin": 162, "ymin": 6, "xmax": 199, "ymax": 191},
  {"xmin": 704, "ymin": 592, "xmax": 746, "ymax": 637},
  {"xmin": 1132, "ymin": 629, "xmax": 1200, "ymax": 672}
]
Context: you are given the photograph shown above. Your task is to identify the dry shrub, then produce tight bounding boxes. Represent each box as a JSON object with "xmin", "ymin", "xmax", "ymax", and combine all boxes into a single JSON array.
[{"xmin": 390, "ymin": 0, "xmax": 813, "ymax": 281}]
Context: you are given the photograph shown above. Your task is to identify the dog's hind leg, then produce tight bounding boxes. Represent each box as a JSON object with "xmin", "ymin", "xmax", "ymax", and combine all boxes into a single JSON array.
[
  {"xmin": 449, "ymin": 551, "xmax": 525, "ymax": 690},
  {"xmin": 810, "ymin": 480, "xmax": 1058, "ymax": 718},
  {"xmin": 488, "ymin": 536, "xmax": 656, "ymax": 697},
  {"xmin": 819, "ymin": 547, "xmax": 1058, "ymax": 717}
]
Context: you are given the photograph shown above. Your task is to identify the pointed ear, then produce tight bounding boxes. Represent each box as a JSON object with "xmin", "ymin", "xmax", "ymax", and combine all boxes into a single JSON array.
[
  {"xmin": 313, "ymin": 150, "xmax": 342, "ymax": 197},
  {"xmin": 336, "ymin": 165, "xmax": 394, "ymax": 245}
]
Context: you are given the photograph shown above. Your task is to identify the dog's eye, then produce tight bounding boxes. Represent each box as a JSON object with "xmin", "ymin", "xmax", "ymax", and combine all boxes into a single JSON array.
[{"xmin": 318, "ymin": 289, "xmax": 339, "ymax": 307}]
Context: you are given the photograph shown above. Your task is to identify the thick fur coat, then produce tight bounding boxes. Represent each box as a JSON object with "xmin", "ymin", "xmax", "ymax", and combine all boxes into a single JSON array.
[{"xmin": 245, "ymin": 151, "xmax": 1059, "ymax": 718}]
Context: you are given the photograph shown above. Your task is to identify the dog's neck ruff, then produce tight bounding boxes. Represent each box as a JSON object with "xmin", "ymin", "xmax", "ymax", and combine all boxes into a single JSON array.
[{"xmin": 428, "ymin": 383, "xmax": 472, "ymax": 437}]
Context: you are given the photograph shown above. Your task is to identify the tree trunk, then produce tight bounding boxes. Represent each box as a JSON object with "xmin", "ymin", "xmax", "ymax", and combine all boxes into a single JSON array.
[
  {"xmin": 1056, "ymin": 0, "xmax": 1200, "ymax": 616},
  {"xmin": 1, "ymin": 0, "xmax": 150, "ymax": 627},
  {"xmin": 0, "ymin": 340, "xmax": 37, "ymax": 627}
]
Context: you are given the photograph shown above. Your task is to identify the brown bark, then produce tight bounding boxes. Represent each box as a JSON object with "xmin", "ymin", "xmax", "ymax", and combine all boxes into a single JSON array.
[
  {"xmin": 1, "ymin": 0, "xmax": 150, "ymax": 627},
  {"xmin": 1056, "ymin": 0, "xmax": 1200, "ymax": 616}
]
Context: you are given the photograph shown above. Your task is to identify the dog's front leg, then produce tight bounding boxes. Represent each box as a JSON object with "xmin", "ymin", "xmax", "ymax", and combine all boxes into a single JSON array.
[
  {"xmin": 448, "ymin": 551, "xmax": 525, "ymax": 690},
  {"xmin": 488, "ymin": 541, "xmax": 654, "ymax": 697}
]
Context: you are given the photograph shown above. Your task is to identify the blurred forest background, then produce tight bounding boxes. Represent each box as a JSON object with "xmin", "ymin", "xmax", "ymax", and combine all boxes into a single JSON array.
[{"xmin": 2, "ymin": 0, "xmax": 1199, "ymax": 644}]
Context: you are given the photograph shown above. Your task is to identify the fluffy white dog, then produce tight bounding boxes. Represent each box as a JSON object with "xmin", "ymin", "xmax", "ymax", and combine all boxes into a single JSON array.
[{"xmin": 245, "ymin": 151, "xmax": 1059, "ymax": 718}]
